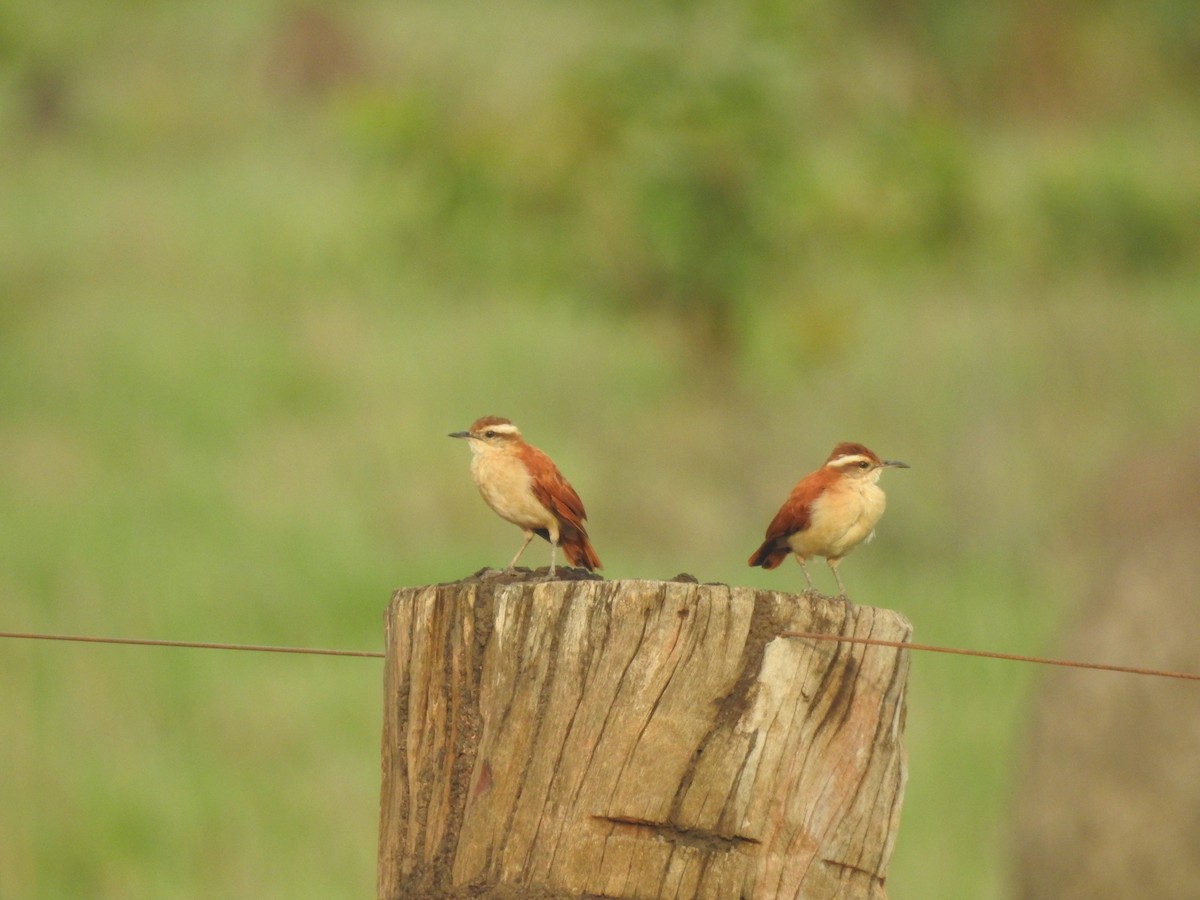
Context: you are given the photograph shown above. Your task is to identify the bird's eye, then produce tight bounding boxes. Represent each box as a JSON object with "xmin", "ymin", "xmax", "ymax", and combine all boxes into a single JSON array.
[
  {"xmin": 858, "ymin": 460, "xmax": 870, "ymax": 469},
  {"xmin": 484, "ymin": 430, "xmax": 496, "ymax": 438}
]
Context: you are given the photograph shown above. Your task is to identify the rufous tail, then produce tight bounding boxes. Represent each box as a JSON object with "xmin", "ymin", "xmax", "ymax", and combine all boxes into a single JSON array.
[
  {"xmin": 560, "ymin": 529, "xmax": 602, "ymax": 571},
  {"xmin": 748, "ymin": 539, "xmax": 788, "ymax": 569}
]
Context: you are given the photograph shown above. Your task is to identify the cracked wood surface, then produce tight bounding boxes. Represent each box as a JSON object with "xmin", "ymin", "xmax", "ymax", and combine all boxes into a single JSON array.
[{"xmin": 378, "ymin": 572, "xmax": 911, "ymax": 899}]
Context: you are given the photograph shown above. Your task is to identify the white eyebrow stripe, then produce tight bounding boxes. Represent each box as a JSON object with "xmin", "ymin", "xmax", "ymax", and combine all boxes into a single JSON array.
[
  {"xmin": 828, "ymin": 454, "xmax": 873, "ymax": 467},
  {"xmin": 482, "ymin": 423, "xmax": 520, "ymax": 435}
]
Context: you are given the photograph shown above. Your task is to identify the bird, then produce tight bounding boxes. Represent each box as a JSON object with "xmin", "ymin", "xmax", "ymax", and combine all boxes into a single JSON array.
[
  {"xmin": 748, "ymin": 442, "xmax": 908, "ymax": 598},
  {"xmin": 450, "ymin": 416, "xmax": 602, "ymax": 575}
]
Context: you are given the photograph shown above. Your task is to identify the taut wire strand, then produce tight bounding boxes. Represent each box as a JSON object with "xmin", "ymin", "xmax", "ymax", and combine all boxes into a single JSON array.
[
  {"xmin": 780, "ymin": 631, "xmax": 1200, "ymax": 681},
  {"xmin": 3, "ymin": 628, "xmax": 1199, "ymax": 681},
  {"xmin": 0, "ymin": 630, "xmax": 385, "ymax": 658}
]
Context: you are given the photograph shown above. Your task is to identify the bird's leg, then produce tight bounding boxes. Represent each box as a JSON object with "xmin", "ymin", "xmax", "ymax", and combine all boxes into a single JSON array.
[
  {"xmin": 827, "ymin": 557, "xmax": 848, "ymax": 599},
  {"xmin": 508, "ymin": 532, "xmax": 535, "ymax": 570},
  {"xmin": 548, "ymin": 542, "xmax": 557, "ymax": 577},
  {"xmin": 796, "ymin": 555, "xmax": 815, "ymax": 592}
]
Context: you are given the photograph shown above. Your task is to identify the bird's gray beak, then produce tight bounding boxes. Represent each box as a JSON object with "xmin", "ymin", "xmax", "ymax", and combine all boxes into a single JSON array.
[
  {"xmin": 449, "ymin": 431, "xmax": 471, "ymax": 439},
  {"xmin": 884, "ymin": 459, "xmax": 910, "ymax": 469}
]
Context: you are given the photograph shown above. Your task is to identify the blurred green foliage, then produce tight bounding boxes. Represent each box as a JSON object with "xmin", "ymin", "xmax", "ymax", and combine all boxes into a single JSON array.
[{"xmin": 1, "ymin": 0, "xmax": 1198, "ymax": 897}]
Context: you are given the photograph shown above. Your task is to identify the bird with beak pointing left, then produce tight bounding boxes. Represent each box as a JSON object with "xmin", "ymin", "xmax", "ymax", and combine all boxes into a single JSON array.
[{"xmin": 450, "ymin": 416, "xmax": 601, "ymax": 576}]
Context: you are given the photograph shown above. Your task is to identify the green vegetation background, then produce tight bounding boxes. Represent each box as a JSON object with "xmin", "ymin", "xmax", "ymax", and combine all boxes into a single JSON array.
[{"xmin": 2, "ymin": 1, "xmax": 1197, "ymax": 896}]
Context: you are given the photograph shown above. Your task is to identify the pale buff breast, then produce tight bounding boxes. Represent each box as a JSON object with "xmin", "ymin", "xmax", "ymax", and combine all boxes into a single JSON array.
[
  {"xmin": 470, "ymin": 451, "xmax": 559, "ymax": 537},
  {"xmin": 787, "ymin": 480, "xmax": 887, "ymax": 560}
]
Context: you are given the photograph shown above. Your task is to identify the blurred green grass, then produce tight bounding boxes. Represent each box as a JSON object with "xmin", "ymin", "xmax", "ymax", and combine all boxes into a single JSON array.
[{"xmin": 2, "ymin": 1, "xmax": 1198, "ymax": 897}]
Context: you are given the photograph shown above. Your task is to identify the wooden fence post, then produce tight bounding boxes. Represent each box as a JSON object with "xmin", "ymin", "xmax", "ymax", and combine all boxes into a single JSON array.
[{"xmin": 377, "ymin": 570, "xmax": 911, "ymax": 899}]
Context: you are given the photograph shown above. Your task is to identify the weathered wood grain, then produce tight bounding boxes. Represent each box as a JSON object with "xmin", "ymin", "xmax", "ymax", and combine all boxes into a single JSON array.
[{"xmin": 378, "ymin": 571, "xmax": 911, "ymax": 900}]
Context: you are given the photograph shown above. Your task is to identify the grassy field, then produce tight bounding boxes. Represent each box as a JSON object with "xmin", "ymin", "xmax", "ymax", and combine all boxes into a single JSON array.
[{"xmin": 2, "ymin": 1, "xmax": 1198, "ymax": 897}]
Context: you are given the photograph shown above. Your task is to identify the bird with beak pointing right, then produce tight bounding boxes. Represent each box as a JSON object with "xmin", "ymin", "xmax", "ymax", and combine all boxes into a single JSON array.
[{"xmin": 748, "ymin": 442, "xmax": 908, "ymax": 598}]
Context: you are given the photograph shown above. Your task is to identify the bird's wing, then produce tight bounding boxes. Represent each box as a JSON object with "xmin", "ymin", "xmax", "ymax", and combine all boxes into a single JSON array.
[
  {"xmin": 524, "ymin": 446, "xmax": 589, "ymax": 532},
  {"xmin": 762, "ymin": 476, "xmax": 823, "ymax": 540}
]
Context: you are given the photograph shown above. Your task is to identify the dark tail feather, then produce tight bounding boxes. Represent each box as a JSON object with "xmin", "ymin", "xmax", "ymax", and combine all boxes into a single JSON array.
[
  {"xmin": 748, "ymin": 539, "xmax": 788, "ymax": 569},
  {"xmin": 560, "ymin": 529, "xmax": 602, "ymax": 571}
]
